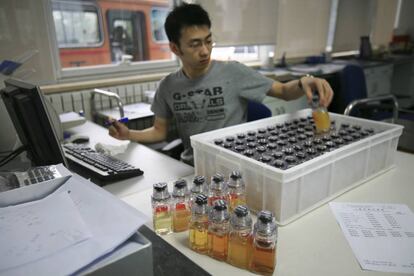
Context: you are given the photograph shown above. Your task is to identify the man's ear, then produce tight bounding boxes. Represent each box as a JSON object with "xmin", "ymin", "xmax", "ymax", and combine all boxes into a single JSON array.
[{"xmin": 170, "ymin": 42, "xmax": 182, "ymax": 56}]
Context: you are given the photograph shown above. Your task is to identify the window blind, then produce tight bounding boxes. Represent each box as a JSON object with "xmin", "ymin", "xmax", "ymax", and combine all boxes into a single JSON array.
[
  {"xmin": 274, "ymin": 0, "xmax": 332, "ymax": 59},
  {"xmin": 332, "ymin": 0, "xmax": 374, "ymax": 52}
]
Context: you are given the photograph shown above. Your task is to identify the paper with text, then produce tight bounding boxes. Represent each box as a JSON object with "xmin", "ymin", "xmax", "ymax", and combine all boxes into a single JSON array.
[
  {"xmin": 330, "ymin": 202, "xmax": 414, "ymax": 274},
  {"xmin": 1, "ymin": 174, "xmax": 148, "ymax": 276},
  {"xmin": 0, "ymin": 192, "xmax": 92, "ymax": 273}
]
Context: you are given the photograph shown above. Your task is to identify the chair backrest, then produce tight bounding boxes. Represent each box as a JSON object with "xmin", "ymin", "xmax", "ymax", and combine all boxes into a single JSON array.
[
  {"xmin": 247, "ymin": 100, "xmax": 272, "ymax": 122},
  {"xmin": 340, "ymin": 64, "xmax": 368, "ymax": 106}
]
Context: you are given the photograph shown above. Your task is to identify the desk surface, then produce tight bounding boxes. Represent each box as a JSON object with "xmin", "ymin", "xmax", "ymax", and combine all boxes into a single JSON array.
[{"xmin": 121, "ymin": 151, "xmax": 414, "ymax": 276}]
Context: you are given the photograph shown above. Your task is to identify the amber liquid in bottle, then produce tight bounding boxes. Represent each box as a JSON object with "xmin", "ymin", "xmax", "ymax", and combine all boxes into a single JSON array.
[
  {"xmin": 250, "ymin": 240, "xmax": 276, "ymax": 275},
  {"xmin": 189, "ymin": 194, "xmax": 209, "ymax": 254},
  {"xmin": 189, "ymin": 220, "xmax": 209, "ymax": 253},
  {"xmin": 208, "ymin": 199, "xmax": 230, "ymax": 261},
  {"xmin": 249, "ymin": 210, "xmax": 277, "ymax": 275},
  {"xmin": 227, "ymin": 204, "xmax": 252, "ymax": 269},
  {"xmin": 312, "ymin": 108, "xmax": 331, "ymax": 133},
  {"xmin": 173, "ymin": 202, "xmax": 191, "ymax": 232},
  {"xmin": 227, "ymin": 232, "xmax": 252, "ymax": 269},
  {"xmin": 208, "ymin": 231, "xmax": 229, "ymax": 261}
]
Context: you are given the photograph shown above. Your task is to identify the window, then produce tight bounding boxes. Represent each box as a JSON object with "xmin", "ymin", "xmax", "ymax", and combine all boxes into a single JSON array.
[
  {"xmin": 151, "ymin": 7, "xmax": 168, "ymax": 43},
  {"xmin": 53, "ymin": 1, "xmax": 102, "ymax": 48},
  {"xmin": 49, "ymin": 0, "xmax": 175, "ymax": 78}
]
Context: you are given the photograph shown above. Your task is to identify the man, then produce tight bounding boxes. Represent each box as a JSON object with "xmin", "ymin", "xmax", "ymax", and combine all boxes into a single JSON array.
[{"xmin": 109, "ymin": 3, "xmax": 334, "ymax": 165}]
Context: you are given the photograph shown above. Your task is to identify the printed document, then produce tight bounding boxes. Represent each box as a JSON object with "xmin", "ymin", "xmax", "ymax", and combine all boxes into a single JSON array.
[
  {"xmin": 330, "ymin": 202, "xmax": 414, "ymax": 274},
  {"xmin": 0, "ymin": 192, "xmax": 91, "ymax": 273}
]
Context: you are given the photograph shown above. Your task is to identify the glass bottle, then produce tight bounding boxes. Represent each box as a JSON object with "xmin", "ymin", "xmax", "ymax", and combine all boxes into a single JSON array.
[
  {"xmin": 227, "ymin": 205, "xmax": 253, "ymax": 269},
  {"xmin": 189, "ymin": 194, "xmax": 209, "ymax": 254},
  {"xmin": 227, "ymin": 170, "xmax": 246, "ymax": 213},
  {"xmin": 249, "ymin": 210, "xmax": 278, "ymax": 275},
  {"xmin": 172, "ymin": 179, "xmax": 191, "ymax": 232},
  {"xmin": 190, "ymin": 175, "xmax": 208, "ymax": 203},
  {"xmin": 208, "ymin": 199, "xmax": 230, "ymax": 261},
  {"xmin": 311, "ymin": 92, "xmax": 331, "ymax": 134},
  {"xmin": 151, "ymin": 182, "xmax": 172, "ymax": 235},
  {"xmin": 208, "ymin": 173, "xmax": 228, "ymax": 206}
]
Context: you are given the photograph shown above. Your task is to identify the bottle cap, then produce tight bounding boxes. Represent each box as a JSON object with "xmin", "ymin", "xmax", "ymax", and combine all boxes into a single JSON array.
[
  {"xmin": 258, "ymin": 210, "xmax": 274, "ymax": 224},
  {"xmin": 174, "ymin": 179, "xmax": 187, "ymax": 189},
  {"xmin": 212, "ymin": 199, "xmax": 227, "ymax": 211},
  {"xmin": 193, "ymin": 175, "xmax": 206, "ymax": 186},
  {"xmin": 230, "ymin": 170, "xmax": 242, "ymax": 180},
  {"xmin": 234, "ymin": 205, "xmax": 249, "ymax": 217},
  {"xmin": 195, "ymin": 194, "xmax": 208, "ymax": 205},
  {"xmin": 212, "ymin": 173, "xmax": 224, "ymax": 183},
  {"xmin": 153, "ymin": 182, "xmax": 167, "ymax": 191}
]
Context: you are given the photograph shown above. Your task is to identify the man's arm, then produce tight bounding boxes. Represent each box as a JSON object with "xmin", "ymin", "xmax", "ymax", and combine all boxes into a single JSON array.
[
  {"xmin": 267, "ymin": 76, "xmax": 333, "ymax": 107},
  {"xmin": 108, "ymin": 116, "xmax": 169, "ymax": 143}
]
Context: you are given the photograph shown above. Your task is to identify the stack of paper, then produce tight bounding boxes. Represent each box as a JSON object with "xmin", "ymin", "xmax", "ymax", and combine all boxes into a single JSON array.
[{"xmin": 0, "ymin": 174, "xmax": 148, "ymax": 275}]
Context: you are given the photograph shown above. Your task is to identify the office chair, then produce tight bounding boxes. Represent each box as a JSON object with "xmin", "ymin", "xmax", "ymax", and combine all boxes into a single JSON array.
[{"xmin": 247, "ymin": 100, "xmax": 272, "ymax": 122}]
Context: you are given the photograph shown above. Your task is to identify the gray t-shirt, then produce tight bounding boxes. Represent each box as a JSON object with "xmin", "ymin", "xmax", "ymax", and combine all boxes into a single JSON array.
[{"xmin": 151, "ymin": 60, "xmax": 273, "ymax": 158}]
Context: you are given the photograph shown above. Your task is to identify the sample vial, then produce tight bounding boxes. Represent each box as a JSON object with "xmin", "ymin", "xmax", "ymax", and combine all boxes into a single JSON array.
[
  {"xmin": 311, "ymin": 92, "xmax": 331, "ymax": 133},
  {"xmin": 208, "ymin": 173, "xmax": 228, "ymax": 206},
  {"xmin": 172, "ymin": 179, "xmax": 191, "ymax": 232},
  {"xmin": 208, "ymin": 199, "xmax": 230, "ymax": 261},
  {"xmin": 151, "ymin": 182, "xmax": 172, "ymax": 235},
  {"xmin": 249, "ymin": 210, "xmax": 278, "ymax": 275},
  {"xmin": 227, "ymin": 171, "xmax": 247, "ymax": 212},
  {"xmin": 189, "ymin": 194, "xmax": 209, "ymax": 254},
  {"xmin": 190, "ymin": 175, "xmax": 208, "ymax": 203},
  {"xmin": 227, "ymin": 205, "xmax": 253, "ymax": 269}
]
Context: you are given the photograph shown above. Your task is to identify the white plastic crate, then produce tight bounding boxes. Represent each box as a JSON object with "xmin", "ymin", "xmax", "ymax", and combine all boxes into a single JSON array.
[{"xmin": 191, "ymin": 109, "xmax": 403, "ymax": 225}]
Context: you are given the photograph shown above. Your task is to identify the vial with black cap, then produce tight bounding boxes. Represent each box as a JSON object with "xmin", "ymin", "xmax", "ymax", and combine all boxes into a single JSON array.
[
  {"xmin": 172, "ymin": 179, "xmax": 191, "ymax": 232},
  {"xmin": 311, "ymin": 91, "xmax": 331, "ymax": 134},
  {"xmin": 249, "ymin": 210, "xmax": 278, "ymax": 275},
  {"xmin": 189, "ymin": 194, "xmax": 209, "ymax": 254},
  {"xmin": 227, "ymin": 205, "xmax": 253, "ymax": 269},
  {"xmin": 208, "ymin": 173, "xmax": 228, "ymax": 206},
  {"xmin": 208, "ymin": 199, "xmax": 230, "ymax": 261},
  {"xmin": 151, "ymin": 182, "xmax": 172, "ymax": 235},
  {"xmin": 227, "ymin": 170, "xmax": 246, "ymax": 212}
]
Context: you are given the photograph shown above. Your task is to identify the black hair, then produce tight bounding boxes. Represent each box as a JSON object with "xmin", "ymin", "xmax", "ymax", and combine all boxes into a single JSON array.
[{"xmin": 164, "ymin": 3, "xmax": 211, "ymax": 46}]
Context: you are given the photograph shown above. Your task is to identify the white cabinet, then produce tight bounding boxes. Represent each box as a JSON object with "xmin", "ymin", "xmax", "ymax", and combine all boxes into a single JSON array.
[{"xmin": 364, "ymin": 64, "xmax": 394, "ymax": 98}]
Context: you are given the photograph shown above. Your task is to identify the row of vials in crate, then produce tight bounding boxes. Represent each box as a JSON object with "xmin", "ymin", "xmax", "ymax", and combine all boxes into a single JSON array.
[
  {"xmin": 212, "ymin": 117, "xmax": 378, "ymax": 170},
  {"xmin": 151, "ymin": 172, "xmax": 278, "ymax": 275}
]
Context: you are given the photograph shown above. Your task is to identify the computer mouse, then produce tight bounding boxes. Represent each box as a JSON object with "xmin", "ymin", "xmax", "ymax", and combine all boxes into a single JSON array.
[{"xmin": 67, "ymin": 134, "xmax": 90, "ymax": 144}]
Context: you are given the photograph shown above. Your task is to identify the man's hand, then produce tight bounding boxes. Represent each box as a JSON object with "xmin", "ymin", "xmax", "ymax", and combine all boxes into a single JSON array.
[
  {"xmin": 108, "ymin": 120, "xmax": 130, "ymax": 140},
  {"xmin": 300, "ymin": 76, "xmax": 333, "ymax": 107}
]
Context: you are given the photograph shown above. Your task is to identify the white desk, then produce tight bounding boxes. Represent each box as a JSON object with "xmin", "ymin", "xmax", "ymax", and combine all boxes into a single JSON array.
[{"xmin": 121, "ymin": 151, "xmax": 414, "ymax": 276}]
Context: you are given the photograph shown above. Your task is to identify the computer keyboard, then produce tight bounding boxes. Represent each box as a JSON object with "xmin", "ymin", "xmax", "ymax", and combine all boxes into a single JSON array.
[{"xmin": 63, "ymin": 144, "xmax": 143, "ymax": 181}]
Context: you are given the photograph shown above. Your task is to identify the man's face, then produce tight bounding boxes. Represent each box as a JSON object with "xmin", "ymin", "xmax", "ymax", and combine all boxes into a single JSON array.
[{"xmin": 172, "ymin": 25, "xmax": 213, "ymax": 71}]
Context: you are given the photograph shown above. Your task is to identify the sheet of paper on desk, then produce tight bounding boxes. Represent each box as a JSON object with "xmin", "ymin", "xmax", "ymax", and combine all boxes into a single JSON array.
[
  {"xmin": 1, "ymin": 174, "xmax": 148, "ymax": 276},
  {"xmin": 0, "ymin": 192, "xmax": 92, "ymax": 274},
  {"xmin": 330, "ymin": 202, "xmax": 414, "ymax": 274}
]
